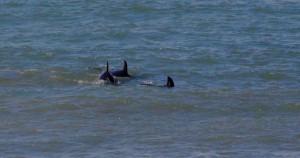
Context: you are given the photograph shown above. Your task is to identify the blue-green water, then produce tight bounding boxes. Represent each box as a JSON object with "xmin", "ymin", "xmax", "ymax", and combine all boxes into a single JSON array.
[{"xmin": 1, "ymin": 1, "xmax": 300, "ymax": 157}]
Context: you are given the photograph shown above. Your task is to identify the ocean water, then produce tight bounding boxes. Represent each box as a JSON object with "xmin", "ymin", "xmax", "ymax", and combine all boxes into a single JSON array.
[{"xmin": 1, "ymin": 0, "xmax": 300, "ymax": 157}]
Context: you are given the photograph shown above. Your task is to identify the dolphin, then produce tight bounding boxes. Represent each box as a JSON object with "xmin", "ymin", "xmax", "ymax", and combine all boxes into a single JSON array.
[
  {"xmin": 111, "ymin": 60, "xmax": 131, "ymax": 77},
  {"xmin": 165, "ymin": 76, "xmax": 174, "ymax": 87},
  {"xmin": 141, "ymin": 76, "xmax": 175, "ymax": 88},
  {"xmin": 99, "ymin": 61, "xmax": 115, "ymax": 83}
]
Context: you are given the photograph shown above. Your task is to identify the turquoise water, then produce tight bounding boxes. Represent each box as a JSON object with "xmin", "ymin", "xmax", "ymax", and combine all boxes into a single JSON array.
[{"xmin": 1, "ymin": 0, "xmax": 300, "ymax": 157}]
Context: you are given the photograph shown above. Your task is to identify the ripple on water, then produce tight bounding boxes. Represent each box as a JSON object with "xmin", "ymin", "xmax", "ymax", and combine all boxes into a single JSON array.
[
  {"xmin": 130, "ymin": 5, "xmax": 155, "ymax": 12},
  {"xmin": 278, "ymin": 102, "xmax": 300, "ymax": 112},
  {"xmin": 257, "ymin": 135, "xmax": 281, "ymax": 144},
  {"xmin": 54, "ymin": 103, "xmax": 80, "ymax": 111},
  {"xmin": 259, "ymin": 72, "xmax": 288, "ymax": 80},
  {"xmin": 0, "ymin": 70, "xmax": 22, "ymax": 83},
  {"xmin": 191, "ymin": 56, "xmax": 220, "ymax": 64}
]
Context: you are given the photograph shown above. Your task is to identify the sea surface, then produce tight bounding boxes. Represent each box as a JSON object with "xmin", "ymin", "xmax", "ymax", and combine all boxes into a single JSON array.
[{"xmin": 1, "ymin": 0, "xmax": 300, "ymax": 157}]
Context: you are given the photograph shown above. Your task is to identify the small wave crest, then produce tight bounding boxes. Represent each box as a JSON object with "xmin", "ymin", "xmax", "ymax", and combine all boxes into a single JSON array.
[
  {"xmin": 259, "ymin": 72, "xmax": 287, "ymax": 80},
  {"xmin": 279, "ymin": 102, "xmax": 300, "ymax": 112}
]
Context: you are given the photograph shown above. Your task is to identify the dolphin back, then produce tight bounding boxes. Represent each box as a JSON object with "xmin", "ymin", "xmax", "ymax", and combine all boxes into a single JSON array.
[
  {"xmin": 111, "ymin": 60, "xmax": 131, "ymax": 77},
  {"xmin": 99, "ymin": 61, "xmax": 115, "ymax": 83}
]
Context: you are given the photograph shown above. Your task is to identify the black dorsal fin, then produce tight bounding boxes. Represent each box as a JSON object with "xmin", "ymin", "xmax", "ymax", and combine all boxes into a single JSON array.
[
  {"xmin": 166, "ymin": 76, "xmax": 174, "ymax": 87},
  {"xmin": 106, "ymin": 61, "xmax": 109, "ymax": 72},
  {"xmin": 123, "ymin": 60, "xmax": 128, "ymax": 72},
  {"xmin": 106, "ymin": 61, "xmax": 115, "ymax": 83}
]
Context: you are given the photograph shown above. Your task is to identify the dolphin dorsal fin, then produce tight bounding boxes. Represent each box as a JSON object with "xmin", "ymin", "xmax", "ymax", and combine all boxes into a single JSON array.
[
  {"xmin": 123, "ymin": 60, "xmax": 128, "ymax": 72},
  {"xmin": 106, "ymin": 61, "xmax": 115, "ymax": 83},
  {"xmin": 166, "ymin": 76, "xmax": 174, "ymax": 87},
  {"xmin": 106, "ymin": 61, "xmax": 109, "ymax": 72}
]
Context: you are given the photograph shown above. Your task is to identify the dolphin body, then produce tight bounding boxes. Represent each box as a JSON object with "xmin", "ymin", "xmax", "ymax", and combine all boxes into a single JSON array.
[
  {"xmin": 111, "ymin": 60, "xmax": 131, "ymax": 77},
  {"xmin": 98, "ymin": 60, "xmax": 174, "ymax": 87},
  {"xmin": 99, "ymin": 61, "xmax": 115, "ymax": 83},
  {"xmin": 141, "ymin": 76, "xmax": 175, "ymax": 88},
  {"xmin": 166, "ymin": 76, "xmax": 174, "ymax": 87}
]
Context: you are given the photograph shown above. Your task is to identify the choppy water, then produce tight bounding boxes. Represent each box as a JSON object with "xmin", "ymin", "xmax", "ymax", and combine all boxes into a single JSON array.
[{"xmin": 1, "ymin": 0, "xmax": 300, "ymax": 157}]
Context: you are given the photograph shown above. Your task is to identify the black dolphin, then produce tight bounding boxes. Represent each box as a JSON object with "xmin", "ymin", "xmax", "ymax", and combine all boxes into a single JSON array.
[
  {"xmin": 111, "ymin": 60, "xmax": 131, "ymax": 77},
  {"xmin": 165, "ymin": 76, "xmax": 174, "ymax": 87},
  {"xmin": 141, "ymin": 76, "xmax": 175, "ymax": 88},
  {"xmin": 99, "ymin": 61, "xmax": 115, "ymax": 83}
]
